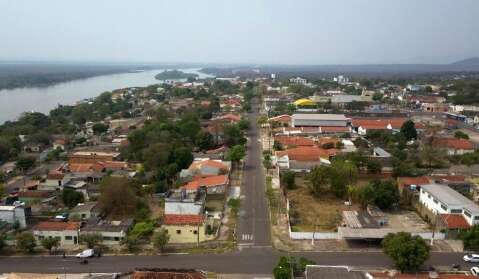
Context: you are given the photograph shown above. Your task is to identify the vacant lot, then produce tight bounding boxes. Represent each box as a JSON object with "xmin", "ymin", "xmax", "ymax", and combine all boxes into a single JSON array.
[
  {"xmin": 205, "ymin": 194, "xmax": 225, "ymax": 213},
  {"xmin": 287, "ymin": 177, "xmax": 359, "ymax": 232}
]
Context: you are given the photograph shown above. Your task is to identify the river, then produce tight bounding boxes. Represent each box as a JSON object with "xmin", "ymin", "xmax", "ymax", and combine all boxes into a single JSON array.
[{"xmin": 0, "ymin": 68, "xmax": 211, "ymax": 123}]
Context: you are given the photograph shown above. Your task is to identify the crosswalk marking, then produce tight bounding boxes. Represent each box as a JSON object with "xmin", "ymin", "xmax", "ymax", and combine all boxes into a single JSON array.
[{"xmin": 241, "ymin": 234, "xmax": 253, "ymax": 241}]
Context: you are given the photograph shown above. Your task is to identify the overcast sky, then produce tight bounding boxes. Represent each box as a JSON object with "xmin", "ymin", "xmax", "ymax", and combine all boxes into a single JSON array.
[{"xmin": 0, "ymin": 0, "xmax": 478, "ymax": 65}]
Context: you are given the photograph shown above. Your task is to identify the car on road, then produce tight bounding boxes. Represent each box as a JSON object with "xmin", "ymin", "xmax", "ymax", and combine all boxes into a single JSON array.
[
  {"xmin": 464, "ymin": 254, "xmax": 479, "ymax": 262},
  {"xmin": 471, "ymin": 266, "xmax": 479, "ymax": 276},
  {"xmin": 76, "ymin": 249, "xmax": 94, "ymax": 258}
]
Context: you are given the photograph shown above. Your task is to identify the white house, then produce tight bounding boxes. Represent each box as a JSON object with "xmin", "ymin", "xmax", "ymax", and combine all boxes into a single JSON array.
[
  {"xmin": 33, "ymin": 222, "xmax": 80, "ymax": 247},
  {"xmin": 0, "ymin": 204, "xmax": 27, "ymax": 228},
  {"xmin": 289, "ymin": 77, "xmax": 307, "ymax": 85},
  {"xmin": 419, "ymin": 184, "xmax": 479, "ymax": 226}
]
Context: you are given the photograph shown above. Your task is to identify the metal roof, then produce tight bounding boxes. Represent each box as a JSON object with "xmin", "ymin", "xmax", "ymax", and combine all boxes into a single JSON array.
[
  {"xmin": 292, "ymin": 114, "xmax": 349, "ymax": 121},
  {"xmin": 421, "ymin": 183, "xmax": 479, "ymax": 215}
]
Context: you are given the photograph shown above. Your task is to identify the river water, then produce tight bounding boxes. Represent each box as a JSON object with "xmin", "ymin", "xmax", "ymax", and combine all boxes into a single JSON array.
[{"xmin": 0, "ymin": 68, "xmax": 211, "ymax": 123}]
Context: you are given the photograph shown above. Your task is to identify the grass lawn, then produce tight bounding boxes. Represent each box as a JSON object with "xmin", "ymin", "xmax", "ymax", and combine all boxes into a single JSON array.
[{"xmin": 287, "ymin": 177, "xmax": 359, "ymax": 232}]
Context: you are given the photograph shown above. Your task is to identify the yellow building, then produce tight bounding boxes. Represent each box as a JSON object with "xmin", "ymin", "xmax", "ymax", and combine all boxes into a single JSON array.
[
  {"xmin": 163, "ymin": 214, "xmax": 207, "ymax": 243},
  {"xmin": 294, "ymin": 98, "xmax": 315, "ymax": 106}
]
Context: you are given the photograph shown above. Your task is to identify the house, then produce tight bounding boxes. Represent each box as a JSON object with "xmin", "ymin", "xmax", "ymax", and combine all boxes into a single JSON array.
[
  {"xmin": 70, "ymin": 202, "xmax": 100, "ymax": 220},
  {"xmin": 39, "ymin": 170, "xmax": 71, "ymax": 190},
  {"xmin": 274, "ymin": 126, "xmax": 350, "ymax": 136},
  {"xmin": 397, "ymin": 176, "xmax": 431, "ymax": 193},
  {"xmin": 52, "ymin": 139, "xmax": 67, "ymax": 151},
  {"xmin": 351, "ymin": 118, "xmax": 424, "ymax": 135},
  {"xmin": 305, "ymin": 265, "xmax": 366, "ymax": 279},
  {"xmin": 268, "ymin": 114, "xmax": 292, "ymax": 127},
  {"xmin": 419, "ymin": 183, "xmax": 479, "ymax": 227},
  {"xmin": 17, "ymin": 191, "xmax": 54, "ymax": 205},
  {"xmin": 182, "ymin": 175, "xmax": 229, "ymax": 194},
  {"xmin": 434, "ymin": 138, "xmax": 474, "ymax": 155},
  {"xmin": 292, "ymin": 114, "xmax": 350, "ymax": 127},
  {"xmin": 289, "ymin": 77, "xmax": 308, "ymax": 85},
  {"xmin": 68, "ymin": 151, "xmax": 120, "ymax": 165},
  {"xmin": 162, "ymin": 214, "xmax": 206, "ymax": 244},
  {"xmin": 180, "ymin": 160, "xmax": 230, "ymax": 179},
  {"xmin": 80, "ymin": 218, "xmax": 133, "ymax": 246},
  {"xmin": 274, "ymin": 136, "xmax": 315, "ymax": 148},
  {"xmin": 33, "ymin": 222, "xmax": 80, "ymax": 247},
  {"xmin": 164, "ymin": 189, "xmax": 205, "ymax": 215},
  {"xmin": 211, "ymin": 113, "xmax": 241, "ymax": 124},
  {"xmin": 131, "ymin": 268, "xmax": 207, "ymax": 279},
  {"xmin": 0, "ymin": 204, "xmax": 27, "ymax": 228},
  {"xmin": 274, "ymin": 146, "xmax": 336, "ymax": 171}
]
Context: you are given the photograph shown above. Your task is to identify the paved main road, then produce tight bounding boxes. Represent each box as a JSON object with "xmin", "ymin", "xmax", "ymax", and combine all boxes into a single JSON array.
[
  {"xmin": 237, "ymin": 99, "xmax": 271, "ymax": 247},
  {"xmin": 0, "ymin": 249, "xmax": 468, "ymax": 274}
]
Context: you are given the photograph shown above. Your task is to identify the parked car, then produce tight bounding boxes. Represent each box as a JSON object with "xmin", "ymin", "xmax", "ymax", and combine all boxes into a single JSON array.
[
  {"xmin": 471, "ymin": 266, "xmax": 479, "ymax": 276},
  {"xmin": 464, "ymin": 254, "xmax": 479, "ymax": 262},
  {"xmin": 76, "ymin": 249, "xmax": 94, "ymax": 258}
]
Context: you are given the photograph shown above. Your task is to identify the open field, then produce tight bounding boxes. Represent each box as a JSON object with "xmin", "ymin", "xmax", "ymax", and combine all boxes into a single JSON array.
[{"xmin": 287, "ymin": 177, "xmax": 359, "ymax": 232}]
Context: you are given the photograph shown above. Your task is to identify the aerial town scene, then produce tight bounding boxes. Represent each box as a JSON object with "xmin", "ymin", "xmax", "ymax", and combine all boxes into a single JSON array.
[{"xmin": 1, "ymin": 0, "xmax": 479, "ymax": 278}]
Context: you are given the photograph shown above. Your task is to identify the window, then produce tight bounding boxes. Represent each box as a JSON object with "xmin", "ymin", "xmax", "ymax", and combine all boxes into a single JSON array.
[
  {"xmin": 176, "ymin": 230, "xmax": 181, "ymax": 234},
  {"xmin": 451, "ymin": 209, "xmax": 462, "ymax": 214},
  {"xmin": 464, "ymin": 211, "xmax": 472, "ymax": 218},
  {"xmin": 65, "ymin": 236, "xmax": 72, "ymax": 240},
  {"xmin": 38, "ymin": 236, "xmax": 44, "ymax": 240},
  {"xmin": 428, "ymin": 194, "xmax": 431, "ymax": 199},
  {"xmin": 193, "ymin": 230, "xmax": 198, "ymax": 235},
  {"xmin": 474, "ymin": 216, "xmax": 479, "ymax": 221},
  {"xmin": 433, "ymin": 198, "xmax": 438, "ymax": 204},
  {"xmin": 114, "ymin": 237, "xmax": 120, "ymax": 241},
  {"xmin": 440, "ymin": 204, "xmax": 448, "ymax": 211}
]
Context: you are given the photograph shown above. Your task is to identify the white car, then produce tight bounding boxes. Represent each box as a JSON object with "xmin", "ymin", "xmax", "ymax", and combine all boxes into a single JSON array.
[
  {"xmin": 464, "ymin": 254, "xmax": 479, "ymax": 263},
  {"xmin": 471, "ymin": 267, "xmax": 479, "ymax": 276},
  {"xmin": 76, "ymin": 249, "xmax": 94, "ymax": 258}
]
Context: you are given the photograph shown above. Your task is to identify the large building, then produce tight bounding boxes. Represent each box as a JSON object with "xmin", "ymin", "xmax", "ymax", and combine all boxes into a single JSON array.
[
  {"xmin": 0, "ymin": 204, "xmax": 27, "ymax": 228},
  {"xmin": 292, "ymin": 114, "xmax": 349, "ymax": 127},
  {"xmin": 420, "ymin": 184, "xmax": 479, "ymax": 227}
]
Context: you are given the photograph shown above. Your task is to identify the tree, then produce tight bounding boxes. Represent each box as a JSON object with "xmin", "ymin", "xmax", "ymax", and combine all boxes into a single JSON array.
[
  {"xmin": 41, "ymin": 237, "xmax": 60, "ymax": 254},
  {"xmin": 359, "ymin": 180, "xmax": 399, "ymax": 210},
  {"xmin": 129, "ymin": 222, "xmax": 155, "ymax": 239},
  {"xmin": 99, "ymin": 176, "xmax": 137, "ymax": 218},
  {"xmin": 382, "ymin": 232, "xmax": 430, "ymax": 273},
  {"xmin": 223, "ymin": 124, "xmax": 246, "ymax": 147},
  {"xmin": 79, "ymin": 233, "xmax": 102, "ymax": 249},
  {"xmin": 92, "ymin": 123, "xmax": 108, "ymax": 135},
  {"xmin": 195, "ymin": 130, "xmax": 215, "ymax": 151},
  {"xmin": 455, "ymin": 130, "xmax": 470, "ymax": 140},
  {"xmin": 16, "ymin": 232, "xmax": 36, "ymax": 253},
  {"xmin": 282, "ymin": 171, "xmax": 296, "ymax": 190},
  {"xmin": 153, "ymin": 229, "xmax": 170, "ymax": 253},
  {"xmin": 366, "ymin": 159, "xmax": 382, "ymax": 174},
  {"xmin": 0, "ymin": 183, "xmax": 5, "ymax": 200},
  {"xmin": 372, "ymin": 92, "xmax": 383, "ymax": 101},
  {"xmin": 226, "ymin": 145, "xmax": 246, "ymax": 163},
  {"xmin": 460, "ymin": 225, "xmax": 479, "ymax": 251},
  {"xmin": 420, "ymin": 144, "xmax": 444, "ymax": 169},
  {"xmin": 308, "ymin": 166, "xmax": 330, "ymax": 196},
  {"xmin": 238, "ymin": 118, "xmax": 250, "ymax": 130},
  {"xmin": 329, "ymin": 160, "xmax": 358, "ymax": 198},
  {"xmin": 228, "ymin": 198, "xmax": 241, "ymax": 217},
  {"xmin": 273, "ymin": 256, "xmax": 292, "ymax": 279},
  {"xmin": 61, "ymin": 188, "xmax": 84, "ymax": 208},
  {"xmin": 400, "ymin": 120, "xmax": 417, "ymax": 141},
  {"xmin": 15, "ymin": 156, "xmax": 36, "ymax": 172}
]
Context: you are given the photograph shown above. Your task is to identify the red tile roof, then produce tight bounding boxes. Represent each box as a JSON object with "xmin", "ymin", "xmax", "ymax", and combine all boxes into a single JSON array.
[
  {"xmin": 276, "ymin": 146, "xmax": 336, "ymax": 161},
  {"xmin": 132, "ymin": 269, "xmax": 206, "ymax": 279},
  {"xmin": 215, "ymin": 113, "xmax": 241, "ymax": 122},
  {"xmin": 440, "ymin": 214, "xmax": 470, "ymax": 229},
  {"xmin": 34, "ymin": 221, "xmax": 80, "ymax": 231},
  {"xmin": 352, "ymin": 118, "xmax": 424, "ymax": 130},
  {"xmin": 434, "ymin": 138, "xmax": 474, "ymax": 150},
  {"xmin": 47, "ymin": 170, "xmax": 64, "ymax": 180},
  {"xmin": 182, "ymin": 175, "xmax": 229, "ymax": 190},
  {"xmin": 163, "ymin": 214, "xmax": 205, "ymax": 225},
  {"xmin": 319, "ymin": 126, "xmax": 350, "ymax": 133},
  {"xmin": 274, "ymin": 136, "xmax": 315, "ymax": 147},
  {"xmin": 397, "ymin": 176, "xmax": 431, "ymax": 188}
]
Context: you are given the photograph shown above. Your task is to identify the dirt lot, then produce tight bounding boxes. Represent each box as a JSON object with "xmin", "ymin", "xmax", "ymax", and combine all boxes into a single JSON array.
[
  {"xmin": 287, "ymin": 177, "xmax": 359, "ymax": 232},
  {"xmin": 205, "ymin": 194, "xmax": 225, "ymax": 213}
]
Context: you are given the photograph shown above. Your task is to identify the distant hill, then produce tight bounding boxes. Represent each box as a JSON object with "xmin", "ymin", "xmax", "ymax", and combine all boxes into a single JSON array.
[
  {"xmin": 451, "ymin": 57, "xmax": 479, "ymax": 66},
  {"xmin": 155, "ymin": 70, "xmax": 198, "ymax": 80}
]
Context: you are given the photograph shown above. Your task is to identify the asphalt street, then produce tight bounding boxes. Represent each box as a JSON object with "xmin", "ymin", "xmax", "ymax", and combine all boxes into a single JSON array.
[
  {"xmin": 0, "ymin": 249, "xmax": 471, "ymax": 274},
  {"xmin": 237, "ymin": 99, "xmax": 271, "ymax": 247}
]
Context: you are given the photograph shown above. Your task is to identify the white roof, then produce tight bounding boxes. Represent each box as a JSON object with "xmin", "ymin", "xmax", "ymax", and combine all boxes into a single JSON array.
[
  {"xmin": 0, "ymin": 206, "xmax": 16, "ymax": 211},
  {"xmin": 422, "ymin": 183, "xmax": 479, "ymax": 215},
  {"xmin": 292, "ymin": 114, "xmax": 349, "ymax": 121}
]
